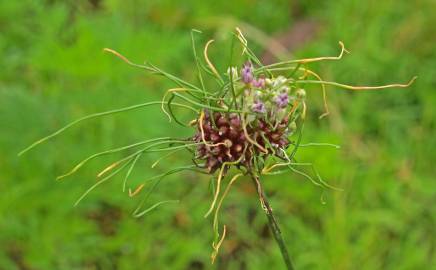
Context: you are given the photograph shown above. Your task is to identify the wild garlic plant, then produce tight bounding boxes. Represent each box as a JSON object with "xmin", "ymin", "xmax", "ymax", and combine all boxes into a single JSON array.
[{"xmin": 19, "ymin": 29, "xmax": 416, "ymax": 269}]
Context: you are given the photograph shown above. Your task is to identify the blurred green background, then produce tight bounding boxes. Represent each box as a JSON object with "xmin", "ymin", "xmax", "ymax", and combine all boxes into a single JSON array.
[{"xmin": 1, "ymin": 0, "xmax": 435, "ymax": 269}]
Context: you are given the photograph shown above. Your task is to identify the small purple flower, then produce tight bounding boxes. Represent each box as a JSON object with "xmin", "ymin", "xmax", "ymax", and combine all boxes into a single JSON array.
[
  {"xmin": 252, "ymin": 75, "xmax": 265, "ymax": 88},
  {"xmin": 241, "ymin": 62, "xmax": 254, "ymax": 84},
  {"xmin": 275, "ymin": 92, "xmax": 289, "ymax": 108},
  {"xmin": 252, "ymin": 100, "xmax": 266, "ymax": 113}
]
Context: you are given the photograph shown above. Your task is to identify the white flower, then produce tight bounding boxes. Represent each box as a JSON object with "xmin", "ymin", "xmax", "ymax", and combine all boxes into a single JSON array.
[
  {"xmin": 272, "ymin": 76, "xmax": 287, "ymax": 88},
  {"xmin": 226, "ymin": 67, "xmax": 238, "ymax": 81}
]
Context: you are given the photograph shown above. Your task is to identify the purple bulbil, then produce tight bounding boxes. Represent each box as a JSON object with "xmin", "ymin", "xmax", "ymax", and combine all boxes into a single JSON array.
[{"xmin": 241, "ymin": 62, "xmax": 254, "ymax": 84}]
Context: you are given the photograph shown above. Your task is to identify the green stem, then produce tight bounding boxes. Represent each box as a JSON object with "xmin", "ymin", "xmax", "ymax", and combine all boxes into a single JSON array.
[{"xmin": 249, "ymin": 172, "xmax": 295, "ymax": 270}]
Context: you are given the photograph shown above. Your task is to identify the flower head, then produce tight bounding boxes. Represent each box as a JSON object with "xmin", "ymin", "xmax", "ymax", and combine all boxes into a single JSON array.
[
  {"xmin": 252, "ymin": 100, "xmax": 266, "ymax": 113},
  {"xmin": 252, "ymin": 75, "xmax": 266, "ymax": 88},
  {"xmin": 275, "ymin": 92, "xmax": 289, "ymax": 108},
  {"xmin": 241, "ymin": 62, "xmax": 254, "ymax": 84}
]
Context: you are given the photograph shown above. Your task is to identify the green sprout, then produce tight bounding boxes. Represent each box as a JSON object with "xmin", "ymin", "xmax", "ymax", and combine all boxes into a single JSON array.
[{"xmin": 19, "ymin": 28, "xmax": 416, "ymax": 269}]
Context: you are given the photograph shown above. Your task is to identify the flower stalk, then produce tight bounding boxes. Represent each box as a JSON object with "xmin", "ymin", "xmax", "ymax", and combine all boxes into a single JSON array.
[{"xmin": 249, "ymin": 170, "xmax": 295, "ymax": 270}]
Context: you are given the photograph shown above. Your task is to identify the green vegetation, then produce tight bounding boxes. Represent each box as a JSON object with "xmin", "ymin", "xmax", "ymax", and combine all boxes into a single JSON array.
[{"xmin": 1, "ymin": 0, "xmax": 434, "ymax": 269}]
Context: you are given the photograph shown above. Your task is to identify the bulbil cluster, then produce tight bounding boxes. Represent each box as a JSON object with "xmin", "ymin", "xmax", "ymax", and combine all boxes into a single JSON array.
[
  {"xmin": 193, "ymin": 61, "xmax": 301, "ymax": 174},
  {"xmin": 193, "ymin": 112, "xmax": 245, "ymax": 173}
]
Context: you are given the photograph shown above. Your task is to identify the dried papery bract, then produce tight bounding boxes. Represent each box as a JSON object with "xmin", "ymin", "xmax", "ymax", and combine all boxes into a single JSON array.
[{"xmin": 19, "ymin": 29, "xmax": 416, "ymax": 270}]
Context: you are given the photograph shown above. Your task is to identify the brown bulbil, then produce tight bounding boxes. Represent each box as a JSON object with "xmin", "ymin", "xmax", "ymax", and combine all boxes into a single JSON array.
[
  {"xmin": 193, "ymin": 111, "xmax": 291, "ymax": 173},
  {"xmin": 217, "ymin": 116, "xmax": 228, "ymax": 126},
  {"xmin": 219, "ymin": 126, "xmax": 229, "ymax": 136}
]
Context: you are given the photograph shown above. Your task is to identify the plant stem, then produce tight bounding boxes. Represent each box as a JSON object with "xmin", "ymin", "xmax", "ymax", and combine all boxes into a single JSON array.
[{"xmin": 249, "ymin": 172, "xmax": 295, "ymax": 270}]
